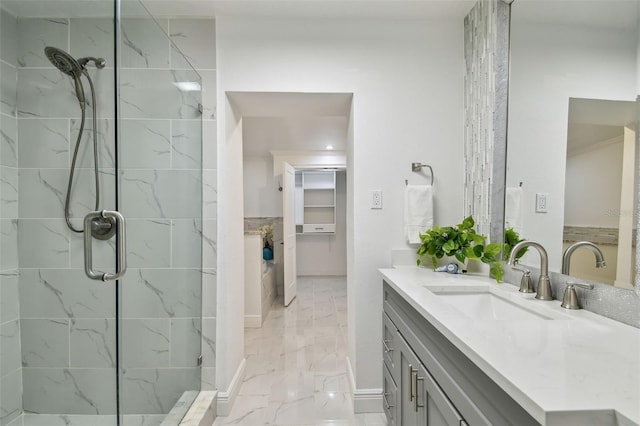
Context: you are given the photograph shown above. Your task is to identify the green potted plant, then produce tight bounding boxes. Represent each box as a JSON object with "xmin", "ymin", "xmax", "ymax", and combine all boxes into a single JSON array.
[
  {"xmin": 416, "ymin": 216, "xmax": 505, "ymax": 282},
  {"xmin": 504, "ymin": 227, "xmax": 528, "ymax": 262}
]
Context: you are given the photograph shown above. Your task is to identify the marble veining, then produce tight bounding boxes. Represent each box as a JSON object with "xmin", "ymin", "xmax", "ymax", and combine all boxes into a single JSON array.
[
  {"xmin": 38, "ymin": 169, "xmax": 66, "ymax": 210},
  {"xmin": 201, "ymin": 220, "xmax": 217, "ymax": 256},
  {"xmin": 199, "ymin": 320, "xmax": 216, "ymax": 364},
  {"xmin": 125, "ymin": 372, "xmax": 167, "ymax": 414},
  {"xmin": 123, "ymin": 171, "xmax": 166, "ymax": 217},
  {"xmin": 1, "ymin": 166, "xmax": 18, "ymax": 216},
  {"xmin": 18, "ymin": 118, "xmax": 69, "ymax": 168},
  {"xmin": 16, "ymin": 18, "xmax": 69, "ymax": 68},
  {"xmin": 138, "ymin": 269, "xmax": 177, "ymax": 318},
  {"xmin": 71, "ymin": 118, "xmax": 116, "ymax": 169},
  {"xmin": 122, "ymin": 28, "xmax": 152, "ymax": 69},
  {"xmin": 0, "ymin": 123, "xmax": 17, "ymax": 167},
  {"xmin": 39, "ymin": 270, "xmax": 73, "ymax": 318},
  {"xmin": 63, "ymin": 368, "xmax": 101, "ymax": 415},
  {"xmin": 21, "ymin": 318, "xmax": 69, "ymax": 367},
  {"xmin": 171, "ymin": 121, "xmax": 201, "ymax": 169},
  {"xmin": 70, "ymin": 318, "xmax": 115, "ymax": 368}
]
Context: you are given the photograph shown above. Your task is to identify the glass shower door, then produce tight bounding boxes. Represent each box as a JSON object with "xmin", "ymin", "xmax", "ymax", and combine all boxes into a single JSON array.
[
  {"xmin": 1, "ymin": 0, "xmax": 203, "ymax": 423},
  {"xmin": 0, "ymin": 0, "xmax": 120, "ymax": 424},
  {"xmin": 116, "ymin": 1, "xmax": 203, "ymax": 423}
]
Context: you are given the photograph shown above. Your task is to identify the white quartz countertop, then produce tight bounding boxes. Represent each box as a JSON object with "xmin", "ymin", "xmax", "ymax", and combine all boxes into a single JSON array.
[{"xmin": 379, "ymin": 267, "xmax": 640, "ymax": 426}]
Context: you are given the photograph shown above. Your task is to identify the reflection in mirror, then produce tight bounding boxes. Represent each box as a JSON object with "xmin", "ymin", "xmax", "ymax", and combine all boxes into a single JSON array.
[
  {"xmin": 506, "ymin": 0, "xmax": 639, "ymax": 293},
  {"xmin": 564, "ymin": 98, "xmax": 636, "ymax": 289}
]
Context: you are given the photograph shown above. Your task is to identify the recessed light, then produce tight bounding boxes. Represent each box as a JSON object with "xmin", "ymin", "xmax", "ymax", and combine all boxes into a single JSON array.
[
  {"xmin": 172, "ymin": 81, "xmax": 201, "ymax": 92},
  {"xmin": 325, "ymin": 145, "xmax": 334, "ymax": 150}
]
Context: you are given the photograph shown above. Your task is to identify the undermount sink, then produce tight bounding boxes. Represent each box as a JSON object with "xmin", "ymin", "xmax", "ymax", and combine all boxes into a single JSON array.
[{"xmin": 429, "ymin": 289, "xmax": 562, "ymax": 321}]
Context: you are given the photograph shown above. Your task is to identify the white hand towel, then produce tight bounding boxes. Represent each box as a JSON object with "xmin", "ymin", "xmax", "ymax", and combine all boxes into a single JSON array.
[
  {"xmin": 505, "ymin": 187, "xmax": 523, "ymax": 234},
  {"xmin": 405, "ymin": 185, "xmax": 433, "ymax": 244}
]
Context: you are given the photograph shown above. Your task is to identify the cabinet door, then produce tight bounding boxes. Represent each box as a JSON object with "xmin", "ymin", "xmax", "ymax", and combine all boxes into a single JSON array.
[
  {"xmin": 395, "ymin": 332, "xmax": 421, "ymax": 426},
  {"xmin": 416, "ymin": 362, "xmax": 467, "ymax": 426},
  {"xmin": 396, "ymin": 332, "xmax": 468, "ymax": 426}
]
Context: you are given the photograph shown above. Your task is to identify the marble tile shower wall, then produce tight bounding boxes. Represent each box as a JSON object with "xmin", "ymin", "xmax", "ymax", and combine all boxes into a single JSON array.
[
  {"xmin": 0, "ymin": 12, "xmax": 217, "ymax": 418},
  {"xmin": 0, "ymin": 8, "xmax": 23, "ymax": 426}
]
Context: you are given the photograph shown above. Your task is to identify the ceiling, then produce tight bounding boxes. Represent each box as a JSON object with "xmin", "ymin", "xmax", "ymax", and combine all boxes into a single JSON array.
[
  {"xmin": 229, "ymin": 92, "xmax": 351, "ymax": 158},
  {"xmin": 512, "ymin": 0, "xmax": 639, "ymax": 30},
  {"xmin": 142, "ymin": 0, "xmax": 476, "ymax": 20},
  {"xmin": 1, "ymin": 0, "xmax": 476, "ymax": 19},
  {"xmin": 228, "ymin": 92, "xmax": 352, "ymax": 117},
  {"xmin": 4, "ymin": 0, "xmax": 634, "ymax": 28},
  {"xmin": 567, "ymin": 98, "xmax": 637, "ymax": 156}
]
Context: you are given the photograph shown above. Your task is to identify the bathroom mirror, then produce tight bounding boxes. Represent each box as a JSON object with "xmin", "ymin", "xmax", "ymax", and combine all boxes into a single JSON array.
[{"xmin": 505, "ymin": 0, "xmax": 639, "ymax": 292}]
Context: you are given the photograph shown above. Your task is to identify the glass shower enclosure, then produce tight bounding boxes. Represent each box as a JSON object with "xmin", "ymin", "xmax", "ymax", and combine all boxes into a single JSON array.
[{"xmin": 0, "ymin": 0, "xmax": 204, "ymax": 424}]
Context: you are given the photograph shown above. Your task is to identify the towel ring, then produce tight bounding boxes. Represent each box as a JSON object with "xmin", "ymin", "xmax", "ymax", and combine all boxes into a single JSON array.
[{"xmin": 411, "ymin": 162, "xmax": 434, "ymax": 186}]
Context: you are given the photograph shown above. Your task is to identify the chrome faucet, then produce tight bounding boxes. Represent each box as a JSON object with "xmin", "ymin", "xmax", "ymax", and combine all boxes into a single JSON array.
[
  {"xmin": 562, "ymin": 241, "xmax": 606, "ymax": 275},
  {"xmin": 508, "ymin": 241, "xmax": 553, "ymax": 300}
]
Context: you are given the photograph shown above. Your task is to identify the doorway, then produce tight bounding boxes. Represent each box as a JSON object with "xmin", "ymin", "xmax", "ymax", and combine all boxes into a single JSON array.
[{"xmin": 236, "ymin": 92, "xmax": 351, "ymax": 326}]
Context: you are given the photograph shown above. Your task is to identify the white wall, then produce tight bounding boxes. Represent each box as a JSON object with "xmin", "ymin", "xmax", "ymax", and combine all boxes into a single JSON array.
[
  {"xmin": 564, "ymin": 138, "xmax": 623, "ymax": 228},
  {"xmin": 243, "ymin": 157, "xmax": 282, "ymax": 217},
  {"xmin": 297, "ymin": 171, "xmax": 348, "ymax": 276},
  {"xmin": 637, "ymin": 18, "xmax": 640, "ymax": 93},
  {"xmin": 507, "ymin": 20, "xmax": 637, "ymax": 272},
  {"xmin": 216, "ymin": 102, "xmax": 246, "ymax": 412},
  {"xmin": 217, "ymin": 17, "xmax": 464, "ymax": 408},
  {"xmin": 242, "ymin": 115, "xmax": 349, "ymax": 218}
]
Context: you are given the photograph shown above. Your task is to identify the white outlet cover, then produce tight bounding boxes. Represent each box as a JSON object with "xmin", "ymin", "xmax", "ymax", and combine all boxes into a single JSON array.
[
  {"xmin": 536, "ymin": 193, "xmax": 548, "ymax": 213},
  {"xmin": 371, "ymin": 190, "xmax": 383, "ymax": 209}
]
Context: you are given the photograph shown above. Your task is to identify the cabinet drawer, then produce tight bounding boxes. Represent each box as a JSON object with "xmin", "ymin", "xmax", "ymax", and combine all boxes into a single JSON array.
[
  {"xmin": 382, "ymin": 312, "xmax": 397, "ymax": 373},
  {"xmin": 383, "ymin": 363, "xmax": 398, "ymax": 426},
  {"xmin": 302, "ymin": 224, "xmax": 336, "ymax": 233}
]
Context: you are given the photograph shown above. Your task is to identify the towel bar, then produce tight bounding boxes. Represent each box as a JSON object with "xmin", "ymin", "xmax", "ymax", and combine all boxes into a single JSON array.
[{"xmin": 409, "ymin": 163, "xmax": 434, "ymax": 186}]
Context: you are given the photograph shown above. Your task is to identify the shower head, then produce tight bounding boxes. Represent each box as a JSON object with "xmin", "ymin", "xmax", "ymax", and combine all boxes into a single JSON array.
[
  {"xmin": 78, "ymin": 56, "xmax": 106, "ymax": 69},
  {"xmin": 44, "ymin": 46, "xmax": 98, "ymax": 110},
  {"xmin": 45, "ymin": 46, "xmax": 83, "ymax": 77}
]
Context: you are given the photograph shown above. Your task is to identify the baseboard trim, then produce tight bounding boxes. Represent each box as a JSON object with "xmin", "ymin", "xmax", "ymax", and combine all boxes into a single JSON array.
[
  {"xmin": 216, "ymin": 358, "xmax": 246, "ymax": 417},
  {"xmin": 244, "ymin": 315, "xmax": 262, "ymax": 328},
  {"xmin": 346, "ymin": 356, "xmax": 383, "ymax": 414}
]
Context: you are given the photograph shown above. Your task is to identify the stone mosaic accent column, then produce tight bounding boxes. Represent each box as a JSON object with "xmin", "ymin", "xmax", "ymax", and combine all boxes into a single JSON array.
[{"xmin": 463, "ymin": 0, "xmax": 510, "ymax": 246}]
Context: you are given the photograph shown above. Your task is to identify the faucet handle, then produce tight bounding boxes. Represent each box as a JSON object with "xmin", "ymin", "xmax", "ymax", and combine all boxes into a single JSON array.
[
  {"xmin": 511, "ymin": 266, "xmax": 534, "ymax": 293},
  {"xmin": 561, "ymin": 282, "xmax": 594, "ymax": 310}
]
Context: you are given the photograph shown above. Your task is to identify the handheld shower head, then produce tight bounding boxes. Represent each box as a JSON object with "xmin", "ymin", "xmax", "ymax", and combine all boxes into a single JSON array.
[
  {"xmin": 44, "ymin": 47, "xmax": 105, "ymax": 234},
  {"xmin": 44, "ymin": 46, "xmax": 83, "ymax": 76},
  {"xmin": 44, "ymin": 46, "xmax": 87, "ymax": 107}
]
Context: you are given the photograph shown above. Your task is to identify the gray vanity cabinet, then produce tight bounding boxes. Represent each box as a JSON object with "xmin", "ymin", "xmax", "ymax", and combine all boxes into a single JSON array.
[
  {"xmin": 385, "ymin": 312, "xmax": 467, "ymax": 426},
  {"xmin": 383, "ymin": 281, "xmax": 540, "ymax": 426}
]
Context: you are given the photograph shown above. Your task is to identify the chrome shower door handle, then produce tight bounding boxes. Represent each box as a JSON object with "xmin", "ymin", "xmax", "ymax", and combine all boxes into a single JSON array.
[{"xmin": 84, "ymin": 210, "xmax": 127, "ymax": 281}]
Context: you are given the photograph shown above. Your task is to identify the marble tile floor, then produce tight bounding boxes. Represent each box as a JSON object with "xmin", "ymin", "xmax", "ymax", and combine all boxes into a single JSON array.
[{"xmin": 213, "ymin": 276, "xmax": 388, "ymax": 426}]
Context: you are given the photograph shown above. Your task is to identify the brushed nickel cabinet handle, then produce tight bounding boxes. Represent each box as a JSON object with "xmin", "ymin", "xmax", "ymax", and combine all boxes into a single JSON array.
[
  {"xmin": 414, "ymin": 373, "xmax": 425, "ymax": 412},
  {"xmin": 408, "ymin": 364, "xmax": 414, "ymax": 401}
]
